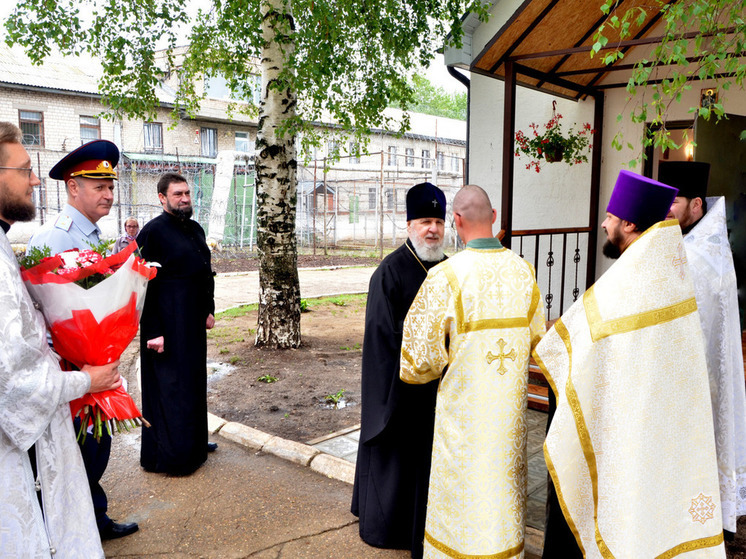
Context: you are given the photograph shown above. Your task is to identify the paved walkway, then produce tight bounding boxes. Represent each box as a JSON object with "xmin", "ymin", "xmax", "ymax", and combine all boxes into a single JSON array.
[
  {"xmin": 304, "ymin": 412, "xmax": 548, "ymax": 534},
  {"xmin": 214, "ymin": 267, "xmax": 376, "ymax": 312}
]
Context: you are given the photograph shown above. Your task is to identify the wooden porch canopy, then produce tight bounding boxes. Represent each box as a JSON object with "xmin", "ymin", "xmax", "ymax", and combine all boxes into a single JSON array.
[{"xmin": 469, "ymin": 0, "xmax": 675, "ymax": 284}]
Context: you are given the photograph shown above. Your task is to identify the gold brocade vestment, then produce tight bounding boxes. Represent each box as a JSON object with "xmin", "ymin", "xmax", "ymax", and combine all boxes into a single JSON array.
[
  {"xmin": 401, "ymin": 244, "xmax": 546, "ymax": 558},
  {"xmin": 536, "ymin": 220, "xmax": 724, "ymax": 558}
]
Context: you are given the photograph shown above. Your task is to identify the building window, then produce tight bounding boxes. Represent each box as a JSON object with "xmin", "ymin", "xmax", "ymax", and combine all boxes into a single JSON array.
[
  {"xmin": 143, "ymin": 122, "xmax": 163, "ymax": 153},
  {"xmin": 80, "ymin": 116, "xmax": 100, "ymax": 144},
  {"xmin": 405, "ymin": 148, "xmax": 414, "ymax": 167},
  {"xmin": 368, "ymin": 187, "xmax": 376, "ymax": 210},
  {"xmin": 251, "ymin": 74, "xmax": 262, "ymax": 105},
  {"xmin": 201, "ymin": 127, "xmax": 218, "ymax": 157},
  {"xmin": 437, "ymin": 152, "xmax": 445, "ymax": 170},
  {"xmin": 205, "ymin": 72, "xmax": 261, "ymax": 105},
  {"xmin": 327, "ymin": 140, "xmax": 338, "ymax": 158},
  {"xmin": 385, "ymin": 188, "xmax": 394, "ymax": 210},
  {"xmin": 19, "ymin": 110, "xmax": 44, "ymax": 147},
  {"xmin": 451, "ymin": 155, "xmax": 460, "ymax": 173},
  {"xmin": 387, "ymin": 145, "xmax": 397, "ymax": 166},
  {"xmin": 421, "ymin": 149, "xmax": 431, "ymax": 168},
  {"xmin": 235, "ymin": 131, "xmax": 250, "ymax": 152},
  {"xmin": 348, "ymin": 141, "xmax": 360, "ymax": 164}
]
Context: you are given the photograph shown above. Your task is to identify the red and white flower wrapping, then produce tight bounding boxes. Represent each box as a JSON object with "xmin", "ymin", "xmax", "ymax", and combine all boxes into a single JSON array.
[{"xmin": 21, "ymin": 242, "xmax": 157, "ymax": 428}]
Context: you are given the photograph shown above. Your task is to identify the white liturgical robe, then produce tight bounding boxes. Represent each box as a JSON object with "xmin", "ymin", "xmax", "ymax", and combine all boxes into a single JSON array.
[
  {"xmin": 536, "ymin": 220, "xmax": 724, "ymax": 558},
  {"xmin": 684, "ymin": 197, "xmax": 746, "ymax": 533},
  {"xmin": 0, "ymin": 230, "xmax": 104, "ymax": 558},
  {"xmin": 400, "ymin": 240, "xmax": 545, "ymax": 559}
]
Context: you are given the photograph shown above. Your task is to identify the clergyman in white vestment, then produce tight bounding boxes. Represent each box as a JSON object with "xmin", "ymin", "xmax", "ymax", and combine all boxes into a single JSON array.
[
  {"xmin": 661, "ymin": 160, "xmax": 746, "ymax": 536},
  {"xmin": 0, "ymin": 122, "xmax": 121, "ymax": 558},
  {"xmin": 401, "ymin": 185, "xmax": 546, "ymax": 559},
  {"xmin": 537, "ymin": 170, "xmax": 724, "ymax": 558}
]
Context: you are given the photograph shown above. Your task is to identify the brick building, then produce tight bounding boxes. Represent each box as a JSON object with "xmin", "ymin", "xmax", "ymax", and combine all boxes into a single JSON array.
[{"xmin": 0, "ymin": 44, "xmax": 465, "ymax": 247}]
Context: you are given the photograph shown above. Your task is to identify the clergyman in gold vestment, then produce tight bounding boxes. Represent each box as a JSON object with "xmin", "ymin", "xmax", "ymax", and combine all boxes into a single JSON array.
[
  {"xmin": 537, "ymin": 170, "xmax": 724, "ymax": 558},
  {"xmin": 400, "ymin": 185, "xmax": 546, "ymax": 558}
]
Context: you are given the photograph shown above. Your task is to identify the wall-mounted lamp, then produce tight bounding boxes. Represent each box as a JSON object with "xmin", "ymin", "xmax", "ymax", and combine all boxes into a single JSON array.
[{"xmin": 685, "ymin": 142, "xmax": 694, "ymax": 161}]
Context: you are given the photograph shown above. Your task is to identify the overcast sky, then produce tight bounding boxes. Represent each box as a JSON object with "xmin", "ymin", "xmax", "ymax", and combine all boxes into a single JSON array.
[{"xmin": 0, "ymin": 1, "xmax": 466, "ymax": 94}]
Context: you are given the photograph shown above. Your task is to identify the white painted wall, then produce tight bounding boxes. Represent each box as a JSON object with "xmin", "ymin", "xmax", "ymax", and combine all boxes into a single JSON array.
[{"xmin": 469, "ymin": 75, "xmax": 595, "ymax": 232}]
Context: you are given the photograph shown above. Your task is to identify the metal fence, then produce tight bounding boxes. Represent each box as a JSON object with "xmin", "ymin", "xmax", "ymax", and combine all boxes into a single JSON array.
[
  {"xmin": 31, "ymin": 150, "xmax": 465, "ymax": 252},
  {"xmin": 29, "ymin": 150, "xmax": 593, "ymax": 317}
]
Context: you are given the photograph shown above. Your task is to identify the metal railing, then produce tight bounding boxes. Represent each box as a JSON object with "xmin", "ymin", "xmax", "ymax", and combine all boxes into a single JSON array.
[{"xmin": 513, "ymin": 227, "xmax": 592, "ymax": 320}]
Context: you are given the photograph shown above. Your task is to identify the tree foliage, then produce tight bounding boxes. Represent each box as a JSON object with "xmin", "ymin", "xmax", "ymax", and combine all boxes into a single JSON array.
[
  {"xmin": 5, "ymin": 0, "xmax": 486, "ymax": 149},
  {"xmin": 591, "ymin": 0, "xmax": 746, "ymax": 165},
  {"xmin": 395, "ymin": 74, "xmax": 468, "ymax": 120}
]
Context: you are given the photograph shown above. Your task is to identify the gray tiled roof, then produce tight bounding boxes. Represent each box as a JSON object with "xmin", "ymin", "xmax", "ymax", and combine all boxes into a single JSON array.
[
  {"xmin": 0, "ymin": 45, "xmax": 101, "ymax": 94},
  {"xmin": 0, "ymin": 44, "xmax": 176, "ymax": 103}
]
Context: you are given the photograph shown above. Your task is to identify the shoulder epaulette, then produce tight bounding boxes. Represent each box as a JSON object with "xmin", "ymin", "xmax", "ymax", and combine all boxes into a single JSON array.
[{"xmin": 54, "ymin": 214, "xmax": 73, "ymax": 232}]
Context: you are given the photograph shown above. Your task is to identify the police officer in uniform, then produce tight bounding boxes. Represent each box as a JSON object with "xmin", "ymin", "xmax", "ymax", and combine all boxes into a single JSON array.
[{"xmin": 28, "ymin": 139, "xmax": 139, "ymax": 540}]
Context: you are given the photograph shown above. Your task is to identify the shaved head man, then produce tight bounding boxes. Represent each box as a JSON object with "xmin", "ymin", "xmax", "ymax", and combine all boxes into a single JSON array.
[{"xmin": 400, "ymin": 184, "xmax": 545, "ymax": 558}]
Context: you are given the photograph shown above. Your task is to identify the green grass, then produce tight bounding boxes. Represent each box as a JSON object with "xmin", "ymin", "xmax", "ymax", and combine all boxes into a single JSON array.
[
  {"xmin": 303, "ymin": 293, "xmax": 366, "ymax": 309},
  {"xmin": 207, "ymin": 325, "xmax": 241, "ymax": 339},
  {"xmin": 257, "ymin": 374, "xmax": 279, "ymax": 383},
  {"xmin": 213, "ymin": 294, "xmax": 365, "ymax": 323},
  {"xmin": 215, "ymin": 304, "xmax": 258, "ymax": 320}
]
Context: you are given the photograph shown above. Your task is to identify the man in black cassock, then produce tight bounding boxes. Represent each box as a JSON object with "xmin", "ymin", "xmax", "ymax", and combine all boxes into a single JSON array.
[
  {"xmin": 352, "ymin": 182, "xmax": 447, "ymax": 559},
  {"xmin": 138, "ymin": 172, "xmax": 216, "ymax": 476}
]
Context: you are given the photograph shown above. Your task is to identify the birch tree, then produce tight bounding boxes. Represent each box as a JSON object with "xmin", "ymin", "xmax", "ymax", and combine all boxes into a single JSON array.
[{"xmin": 5, "ymin": 0, "xmax": 488, "ymax": 348}]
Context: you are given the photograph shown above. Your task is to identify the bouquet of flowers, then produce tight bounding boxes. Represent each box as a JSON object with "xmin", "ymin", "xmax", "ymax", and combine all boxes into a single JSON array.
[{"xmin": 20, "ymin": 241, "xmax": 157, "ymax": 440}]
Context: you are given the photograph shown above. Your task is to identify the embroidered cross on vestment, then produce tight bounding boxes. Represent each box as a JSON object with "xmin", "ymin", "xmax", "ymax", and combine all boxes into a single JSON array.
[{"xmin": 486, "ymin": 338, "xmax": 517, "ymax": 375}]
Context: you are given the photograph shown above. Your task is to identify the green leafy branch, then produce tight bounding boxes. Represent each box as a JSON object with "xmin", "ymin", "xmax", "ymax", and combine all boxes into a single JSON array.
[{"xmin": 591, "ymin": 0, "xmax": 746, "ymax": 165}]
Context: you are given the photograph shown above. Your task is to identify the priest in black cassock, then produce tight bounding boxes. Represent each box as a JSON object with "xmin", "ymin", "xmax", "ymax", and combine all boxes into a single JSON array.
[
  {"xmin": 352, "ymin": 182, "xmax": 447, "ymax": 559},
  {"xmin": 138, "ymin": 172, "xmax": 216, "ymax": 476}
]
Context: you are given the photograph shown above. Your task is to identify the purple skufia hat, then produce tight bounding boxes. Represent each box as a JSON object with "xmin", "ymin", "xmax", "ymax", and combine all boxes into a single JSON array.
[{"xmin": 607, "ymin": 170, "xmax": 679, "ymax": 231}]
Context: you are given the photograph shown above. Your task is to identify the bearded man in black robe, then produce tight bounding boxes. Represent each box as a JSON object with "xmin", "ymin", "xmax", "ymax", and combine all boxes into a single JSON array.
[
  {"xmin": 352, "ymin": 182, "xmax": 447, "ymax": 559},
  {"xmin": 138, "ymin": 172, "xmax": 216, "ymax": 476}
]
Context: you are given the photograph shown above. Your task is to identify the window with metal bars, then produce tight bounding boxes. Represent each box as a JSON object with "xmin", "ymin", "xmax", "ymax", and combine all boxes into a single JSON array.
[
  {"xmin": 80, "ymin": 116, "xmax": 100, "ymax": 145},
  {"xmin": 19, "ymin": 110, "xmax": 43, "ymax": 147}
]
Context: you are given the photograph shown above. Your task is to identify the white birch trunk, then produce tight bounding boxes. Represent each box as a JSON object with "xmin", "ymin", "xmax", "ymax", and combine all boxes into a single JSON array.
[{"xmin": 254, "ymin": 0, "xmax": 301, "ymax": 348}]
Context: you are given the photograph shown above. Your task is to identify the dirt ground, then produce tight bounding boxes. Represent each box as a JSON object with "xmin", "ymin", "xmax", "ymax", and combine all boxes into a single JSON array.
[
  {"xmin": 206, "ymin": 291, "xmax": 367, "ymax": 443},
  {"xmin": 207, "ymin": 249, "xmax": 375, "ymax": 443}
]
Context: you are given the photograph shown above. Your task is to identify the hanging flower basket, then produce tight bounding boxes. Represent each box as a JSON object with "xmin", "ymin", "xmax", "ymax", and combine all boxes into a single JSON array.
[
  {"xmin": 514, "ymin": 102, "xmax": 594, "ymax": 173},
  {"xmin": 543, "ymin": 146, "xmax": 565, "ymax": 163}
]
